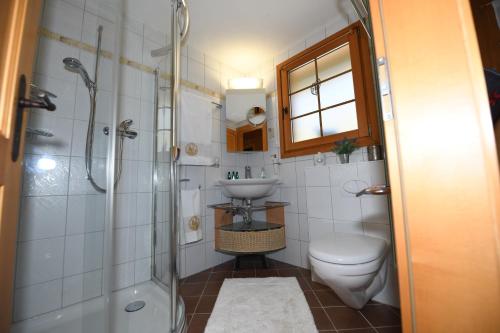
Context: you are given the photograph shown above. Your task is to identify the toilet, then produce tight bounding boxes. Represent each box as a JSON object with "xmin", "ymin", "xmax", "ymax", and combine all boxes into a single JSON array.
[{"xmin": 309, "ymin": 232, "xmax": 389, "ymax": 309}]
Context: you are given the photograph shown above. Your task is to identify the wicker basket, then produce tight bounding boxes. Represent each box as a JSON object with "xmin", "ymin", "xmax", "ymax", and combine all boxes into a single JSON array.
[{"xmin": 215, "ymin": 227, "xmax": 285, "ymax": 253}]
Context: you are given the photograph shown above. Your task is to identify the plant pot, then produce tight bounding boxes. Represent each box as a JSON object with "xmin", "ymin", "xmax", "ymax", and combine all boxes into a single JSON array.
[{"xmin": 338, "ymin": 153, "xmax": 350, "ymax": 164}]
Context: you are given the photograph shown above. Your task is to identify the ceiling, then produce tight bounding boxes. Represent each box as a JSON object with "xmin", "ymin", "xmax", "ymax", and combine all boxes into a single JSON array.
[{"xmin": 125, "ymin": 0, "xmax": 354, "ymax": 73}]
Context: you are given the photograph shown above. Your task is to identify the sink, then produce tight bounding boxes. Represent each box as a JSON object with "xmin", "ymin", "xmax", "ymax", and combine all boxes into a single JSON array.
[{"xmin": 218, "ymin": 177, "xmax": 280, "ymax": 200}]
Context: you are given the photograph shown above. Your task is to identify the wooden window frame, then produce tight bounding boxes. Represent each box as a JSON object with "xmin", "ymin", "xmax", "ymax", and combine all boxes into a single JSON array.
[{"xmin": 276, "ymin": 21, "xmax": 379, "ymax": 158}]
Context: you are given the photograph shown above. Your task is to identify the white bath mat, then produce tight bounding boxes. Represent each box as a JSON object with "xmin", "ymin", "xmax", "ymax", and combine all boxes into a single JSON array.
[{"xmin": 204, "ymin": 277, "xmax": 318, "ymax": 333}]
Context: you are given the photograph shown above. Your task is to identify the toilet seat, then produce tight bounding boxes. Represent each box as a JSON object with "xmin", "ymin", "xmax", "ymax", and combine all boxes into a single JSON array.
[{"xmin": 309, "ymin": 232, "xmax": 387, "ymax": 265}]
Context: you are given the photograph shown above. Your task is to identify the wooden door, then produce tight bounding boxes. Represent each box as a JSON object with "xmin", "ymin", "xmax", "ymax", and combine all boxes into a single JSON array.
[
  {"xmin": 369, "ymin": 0, "xmax": 500, "ymax": 332},
  {"xmin": 0, "ymin": 1, "xmax": 42, "ymax": 331}
]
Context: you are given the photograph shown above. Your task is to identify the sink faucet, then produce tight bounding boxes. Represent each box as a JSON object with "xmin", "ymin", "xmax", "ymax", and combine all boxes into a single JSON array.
[{"xmin": 245, "ymin": 166, "xmax": 252, "ymax": 179}]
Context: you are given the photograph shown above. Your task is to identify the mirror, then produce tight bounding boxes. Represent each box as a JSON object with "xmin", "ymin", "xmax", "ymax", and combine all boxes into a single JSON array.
[
  {"xmin": 225, "ymin": 89, "xmax": 268, "ymax": 152},
  {"xmin": 247, "ymin": 107, "xmax": 266, "ymax": 126}
]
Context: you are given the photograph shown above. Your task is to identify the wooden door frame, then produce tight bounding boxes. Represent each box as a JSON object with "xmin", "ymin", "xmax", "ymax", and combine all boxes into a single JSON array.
[
  {"xmin": 0, "ymin": 1, "xmax": 42, "ymax": 331},
  {"xmin": 369, "ymin": 0, "xmax": 500, "ymax": 332}
]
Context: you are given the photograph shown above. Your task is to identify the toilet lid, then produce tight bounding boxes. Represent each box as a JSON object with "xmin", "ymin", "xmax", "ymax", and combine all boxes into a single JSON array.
[{"xmin": 309, "ymin": 232, "xmax": 387, "ymax": 264}]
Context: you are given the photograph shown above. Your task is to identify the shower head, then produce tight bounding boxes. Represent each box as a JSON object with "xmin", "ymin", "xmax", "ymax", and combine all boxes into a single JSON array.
[{"xmin": 63, "ymin": 57, "xmax": 94, "ymax": 89}]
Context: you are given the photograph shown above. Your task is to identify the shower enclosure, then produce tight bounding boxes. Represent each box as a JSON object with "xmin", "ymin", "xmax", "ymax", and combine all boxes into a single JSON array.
[{"xmin": 10, "ymin": 0, "xmax": 188, "ymax": 332}]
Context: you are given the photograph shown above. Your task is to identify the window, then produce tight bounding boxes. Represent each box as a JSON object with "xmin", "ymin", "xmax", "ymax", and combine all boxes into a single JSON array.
[{"xmin": 277, "ymin": 22, "xmax": 379, "ymax": 158}]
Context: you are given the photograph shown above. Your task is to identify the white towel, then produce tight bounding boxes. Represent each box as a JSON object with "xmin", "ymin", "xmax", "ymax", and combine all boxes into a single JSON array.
[
  {"xmin": 180, "ymin": 189, "xmax": 202, "ymax": 245},
  {"xmin": 180, "ymin": 90, "xmax": 212, "ymax": 144},
  {"xmin": 179, "ymin": 155, "xmax": 217, "ymax": 166}
]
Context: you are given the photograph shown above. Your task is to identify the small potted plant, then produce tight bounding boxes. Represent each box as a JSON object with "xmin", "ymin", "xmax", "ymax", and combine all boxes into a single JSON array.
[{"xmin": 332, "ymin": 138, "xmax": 357, "ymax": 164}]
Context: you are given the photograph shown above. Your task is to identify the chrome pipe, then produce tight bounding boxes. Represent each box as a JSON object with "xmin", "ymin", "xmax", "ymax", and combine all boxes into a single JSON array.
[
  {"xmin": 151, "ymin": 67, "xmax": 160, "ymax": 281},
  {"xmin": 170, "ymin": 1, "xmax": 181, "ymax": 332}
]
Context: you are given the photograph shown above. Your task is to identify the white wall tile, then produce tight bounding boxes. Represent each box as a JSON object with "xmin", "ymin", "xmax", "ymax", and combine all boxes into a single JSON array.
[
  {"xmin": 137, "ymin": 192, "xmax": 153, "ymax": 225},
  {"xmin": 36, "ymin": 37, "xmax": 79, "ymax": 83},
  {"xmin": 188, "ymin": 59, "xmax": 204, "ymax": 87},
  {"xmin": 82, "ymin": 11, "xmax": 116, "ymax": 51},
  {"xmin": 357, "ymin": 161, "xmax": 386, "ymax": 186},
  {"xmin": 205, "ymin": 215, "xmax": 215, "ymax": 241},
  {"xmin": 363, "ymin": 223, "xmax": 392, "ymax": 243},
  {"xmin": 304, "ymin": 166, "xmax": 330, "ymax": 187},
  {"xmin": 298, "ymin": 213, "xmax": 309, "ymax": 242},
  {"xmin": 137, "ymin": 161, "xmax": 153, "ymax": 192},
  {"xmin": 288, "ymin": 40, "xmax": 306, "ymax": 58},
  {"xmin": 334, "ymin": 220, "xmax": 364, "ymax": 235},
  {"xmin": 14, "ymin": 279, "xmax": 62, "ymax": 321},
  {"xmin": 305, "ymin": 28, "xmax": 326, "ymax": 47},
  {"xmin": 23, "ymin": 155, "xmax": 70, "ymax": 196},
  {"xmin": 62, "ymin": 269, "xmax": 102, "ymax": 306},
  {"xmin": 135, "ymin": 224, "xmax": 152, "ymax": 259},
  {"xmin": 71, "ymin": 120, "xmax": 108, "ymax": 158},
  {"xmin": 284, "ymin": 239, "xmax": 301, "ymax": 267},
  {"xmin": 306, "ymin": 187, "xmax": 332, "ymax": 219},
  {"xmin": 140, "ymin": 101, "xmax": 154, "ymax": 131},
  {"xmin": 121, "ymin": 29, "xmax": 143, "ymax": 63},
  {"xmin": 113, "ymin": 228, "xmax": 135, "ymax": 265},
  {"xmin": 281, "ymin": 187, "xmax": 298, "ymax": 213},
  {"xmin": 138, "ymin": 131, "xmax": 154, "ymax": 161},
  {"xmin": 205, "ymin": 67, "xmax": 221, "ymax": 94},
  {"xmin": 297, "ymin": 187, "xmax": 307, "ymax": 214},
  {"xmin": 308, "ymin": 218, "xmax": 334, "ymax": 241},
  {"xmin": 300, "ymin": 241, "xmax": 310, "ymax": 269},
  {"xmin": 142, "ymin": 38, "xmax": 162, "ymax": 68},
  {"xmin": 112, "ymin": 262, "xmax": 135, "ymax": 290},
  {"xmin": 42, "ymin": 0, "xmax": 84, "ymax": 41},
  {"xmin": 330, "ymin": 163, "xmax": 358, "ymax": 187},
  {"xmin": 205, "ymin": 242, "xmax": 220, "ymax": 268},
  {"xmin": 16, "ymin": 237, "xmax": 64, "ymax": 287},
  {"xmin": 19, "ymin": 196, "xmax": 67, "ymax": 241},
  {"xmin": 64, "ymin": 232, "xmax": 103, "ymax": 276},
  {"xmin": 295, "ymin": 159, "xmax": 313, "ymax": 187},
  {"xmin": 115, "ymin": 193, "xmax": 138, "ymax": 228},
  {"xmin": 119, "ymin": 66, "xmax": 142, "ymax": 99},
  {"xmin": 66, "ymin": 194, "xmax": 105, "ymax": 235},
  {"xmin": 67, "ymin": 157, "xmax": 102, "ymax": 195},
  {"xmin": 188, "ymin": 46, "xmax": 204, "ymax": 63},
  {"xmin": 331, "ymin": 186, "xmax": 362, "ymax": 222},
  {"xmin": 74, "ymin": 86, "xmax": 113, "ymax": 123},
  {"xmin": 134, "ymin": 257, "xmax": 151, "ymax": 283},
  {"xmin": 279, "ymin": 162, "xmax": 297, "ymax": 187},
  {"xmin": 185, "ymin": 243, "xmax": 205, "ymax": 276},
  {"xmin": 361, "ymin": 196, "xmax": 390, "ymax": 224},
  {"xmin": 116, "ymin": 160, "xmax": 138, "ymax": 193},
  {"xmin": 285, "ymin": 213, "xmax": 299, "ymax": 240}
]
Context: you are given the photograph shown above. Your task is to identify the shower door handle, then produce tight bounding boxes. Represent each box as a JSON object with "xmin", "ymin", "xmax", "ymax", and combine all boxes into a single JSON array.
[{"xmin": 12, "ymin": 75, "xmax": 57, "ymax": 161}]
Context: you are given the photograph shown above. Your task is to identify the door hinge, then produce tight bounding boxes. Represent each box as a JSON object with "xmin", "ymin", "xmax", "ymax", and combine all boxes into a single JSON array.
[{"xmin": 368, "ymin": 124, "xmax": 372, "ymax": 137}]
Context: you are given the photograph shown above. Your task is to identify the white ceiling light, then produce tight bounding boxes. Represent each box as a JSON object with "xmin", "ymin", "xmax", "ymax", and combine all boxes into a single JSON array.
[{"xmin": 228, "ymin": 77, "xmax": 263, "ymax": 90}]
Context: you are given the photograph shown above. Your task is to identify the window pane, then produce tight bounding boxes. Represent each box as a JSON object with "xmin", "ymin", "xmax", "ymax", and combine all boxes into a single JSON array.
[
  {"xmin": 289, "ymin": 60, "xmax": 316, "ymax": 93},
  {"xmin": 317, "ymin": 43, "xmax": 351, "ymax": 81},
  {"xmin": 321, "ymin": 102, "xmax": 358, "ymax": 136},
  {"xmin": 319, "ymin": 72, "xmax": 355, "ymax": 108},
  {"xmin": 290, "ymin": 88, "xmax": 318, "ymax": 118},
  {"xmin": 292, "ymin": 113, "xmax": 321, "ymax": 142}
]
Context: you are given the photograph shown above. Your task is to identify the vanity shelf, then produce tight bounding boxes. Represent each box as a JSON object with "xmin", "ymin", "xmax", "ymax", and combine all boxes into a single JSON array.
[{"xmin": 210, "ymin": 201, "xmax": 289, "ymax": 258}]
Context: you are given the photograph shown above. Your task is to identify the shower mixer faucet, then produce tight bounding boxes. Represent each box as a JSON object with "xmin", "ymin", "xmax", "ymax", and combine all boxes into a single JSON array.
[{"xmin": 103, "ymin": 119, "xmax": 138, "ymax": 139}]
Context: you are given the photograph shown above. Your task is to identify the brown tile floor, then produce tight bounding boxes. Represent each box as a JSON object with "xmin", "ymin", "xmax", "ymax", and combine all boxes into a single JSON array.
[{"xmin": 180, "ymin": 256, "xmax": 401, "ymax": 333}]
